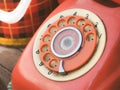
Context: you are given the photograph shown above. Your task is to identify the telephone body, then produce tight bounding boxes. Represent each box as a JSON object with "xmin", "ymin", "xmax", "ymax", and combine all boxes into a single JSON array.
[{"xmin": 12, "ymin": 0, "xmax": 120, "ymax": 90}]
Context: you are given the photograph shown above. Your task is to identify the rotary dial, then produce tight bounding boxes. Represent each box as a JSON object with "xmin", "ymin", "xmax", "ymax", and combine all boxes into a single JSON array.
[
  {"xmin": 33, "ymin": 9, "xmax": 106, "ymax": 81},
  {"xmin": 39, "ymin": 16, "xmax": 97, "ymax": 74}
]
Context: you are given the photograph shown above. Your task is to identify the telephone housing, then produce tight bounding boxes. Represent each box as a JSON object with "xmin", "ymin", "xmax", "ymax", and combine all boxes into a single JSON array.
[{"xmin": 12, "ymin": 0, "xmax": 120, "ymax": 90}]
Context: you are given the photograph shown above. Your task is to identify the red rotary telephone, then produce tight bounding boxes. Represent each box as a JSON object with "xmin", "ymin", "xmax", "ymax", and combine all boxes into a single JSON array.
[{"xmin": 12, "ymin": 0, "xmax": 120, "ymax": 90}]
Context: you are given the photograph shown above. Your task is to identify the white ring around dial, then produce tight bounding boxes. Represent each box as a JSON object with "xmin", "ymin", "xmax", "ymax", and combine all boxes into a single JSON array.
[
  {"xmin": 33, "ymin": 8, "xmax": 106, "ymax": 81},
  {"xmin": 51, "ymin": 27, "xmax": 82, "ymax": 58}
]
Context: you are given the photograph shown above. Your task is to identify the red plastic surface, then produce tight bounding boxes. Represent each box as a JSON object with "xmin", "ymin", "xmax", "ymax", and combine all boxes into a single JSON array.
[{"xmin": 12, "ymin": 0, "xmax": 120, "ymax": 90}]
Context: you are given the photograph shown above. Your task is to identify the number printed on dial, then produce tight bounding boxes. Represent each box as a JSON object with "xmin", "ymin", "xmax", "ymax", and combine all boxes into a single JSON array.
[{"xmin": 33, "ymin": 8, "xmax": 106, "ymax": 81}]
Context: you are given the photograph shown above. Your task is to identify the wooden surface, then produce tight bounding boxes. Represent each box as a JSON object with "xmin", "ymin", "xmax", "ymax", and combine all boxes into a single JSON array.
[{"xmin": 0, "ymin": 46, "xmax": 23, "ymax": 90}]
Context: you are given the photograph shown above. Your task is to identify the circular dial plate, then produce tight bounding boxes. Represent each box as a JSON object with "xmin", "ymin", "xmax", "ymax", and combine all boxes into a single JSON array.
[
  {"xmin": 33, "ymin": 9, "xmax": 106, "ymax": 81},
  {"xmin": 39, "ymin": 15, "xmax": 98, "ymax": 73}
]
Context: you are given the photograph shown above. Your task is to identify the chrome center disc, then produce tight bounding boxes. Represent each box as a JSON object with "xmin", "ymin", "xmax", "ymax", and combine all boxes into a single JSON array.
[{"xmin": 51, "ymin": 27, "xmax": 82, "ymax": 58}]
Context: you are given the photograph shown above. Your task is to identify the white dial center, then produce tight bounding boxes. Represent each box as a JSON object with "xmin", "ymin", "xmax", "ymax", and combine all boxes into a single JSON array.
[{"xmin": 51, "ymin": 27, "xmax": 82, "ymax": 58}]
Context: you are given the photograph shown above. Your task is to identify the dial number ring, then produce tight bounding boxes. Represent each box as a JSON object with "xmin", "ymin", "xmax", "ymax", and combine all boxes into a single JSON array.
[
  {"xmin": 33, "ymin": 9, "xmax": 106, "ymax": 81},
  {"xmin": 39, "ymin": 16, "xmax": 97, "ymax": 72}
]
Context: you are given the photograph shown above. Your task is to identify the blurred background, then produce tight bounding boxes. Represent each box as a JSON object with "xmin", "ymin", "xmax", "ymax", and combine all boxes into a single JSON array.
[{"xmin": 0, "ymin": 0, "xmax": 59, "ymax": 90}]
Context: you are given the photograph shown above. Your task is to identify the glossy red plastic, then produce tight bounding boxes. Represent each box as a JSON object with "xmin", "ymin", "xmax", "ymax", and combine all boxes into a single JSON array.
[{"xmin": 12, "ymin": 0, "xmax": 120, "ymax": 90}]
